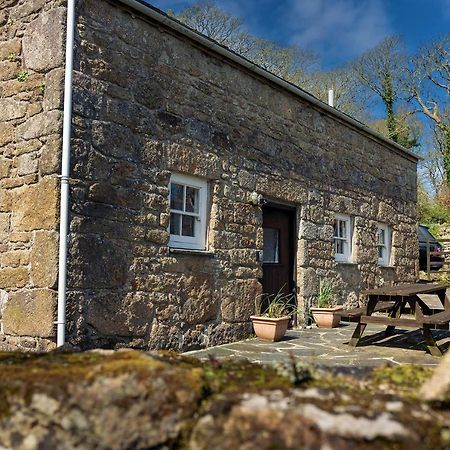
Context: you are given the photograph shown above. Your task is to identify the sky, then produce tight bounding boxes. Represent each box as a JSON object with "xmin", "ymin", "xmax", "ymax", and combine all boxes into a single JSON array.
[{"xmin": 148, "ymin": 0, "xmax": 450, "ymax": 68}]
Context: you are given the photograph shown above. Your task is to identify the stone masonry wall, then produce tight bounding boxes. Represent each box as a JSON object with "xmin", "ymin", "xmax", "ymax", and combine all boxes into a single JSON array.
[
  {"xmin": 62, "ymin": 0, "xmax": 418, "ymax": 352},
  {"xmin": 0, "ymin": 0, "xmax": 66, "ymax": 351}
]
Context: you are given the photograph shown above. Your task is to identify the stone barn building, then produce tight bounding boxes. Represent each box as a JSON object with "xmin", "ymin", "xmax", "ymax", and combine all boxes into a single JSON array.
[{"xmin": 0, "ymin": 0, "xmax": 419, "ymax": 351}]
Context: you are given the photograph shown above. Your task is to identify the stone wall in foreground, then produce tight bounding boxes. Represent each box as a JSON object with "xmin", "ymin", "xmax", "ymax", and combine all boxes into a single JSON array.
[
  {"xmin": 65, "ymin": 0, "xmax": 418, "ymax": 351},
  {"xmin": 0, "ymin": 0, "xmax": 65, "ymax": 351},
  {"xmin": 0, "ymin": 350, "xmax": 445, "ymax": 449}
]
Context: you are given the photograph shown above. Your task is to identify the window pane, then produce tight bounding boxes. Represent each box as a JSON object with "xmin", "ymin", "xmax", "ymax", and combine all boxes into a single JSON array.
[
  {"xmin": 339, "ymin": 220, "xmax": 346, "ymax": 239},
  {"xmin": 170, "ymin": 213, "xmax": 181, "ymax": 235},
  {"xmin": 419, "ymin": 227, "xmax": 427, "ymax": 240},
  {"xmin": 378, "ymin": 228, "xmax": 385, "ymax": 245},
  {"xmin": 182, "ymin": 215, "xmax": 195, "ymax": 237},
  {"xmin": 333, "ymin": 220, "xmax": 338, "ymax": 238},
  {"xmin": 335, "ymin": 239, "xmax": 344, "ymax": 255},
  {"xmin": 263, "ymin": 228, "xmax": 279, "ymax": 263},
  {"xmin": 185, "ymin": 186, "xmax": 199, "ymax": 213},
  {"xmin": 419, "ymin": 226, "xmax": 434, "ymax": 241},
  {"xmin": 378, "ymin": 245, "xmax": 385, "ymax": 259},
  {"xmin": 170, "ymin": 183, "xmax": 184, "ymax": 211}
]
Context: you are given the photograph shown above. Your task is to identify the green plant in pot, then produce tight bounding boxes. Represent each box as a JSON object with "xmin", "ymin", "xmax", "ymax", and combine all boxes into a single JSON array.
[
  {"xmin": 310, "ymin": 279, "xmax": 343, "ymax": 328},
  {"xmin": 251, "ymin": 287, "xmax": 296, "ymax": 341}
]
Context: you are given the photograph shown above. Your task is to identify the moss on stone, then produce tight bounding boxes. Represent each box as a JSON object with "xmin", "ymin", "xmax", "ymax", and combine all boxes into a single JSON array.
[
  {"xmin": 202, "ymin": 358, "xmax": 292, "ymax": 395},
  {"xmin": 0, "ymin": 351, "xmax": 181, "ymax": 419},
  {"xmin": 0, "ymin": 351, "xmax": 292, "ymax": 421},
  {"xmin": 370, "ymin": 365, "xmax": 434, "ymax": 396},
  {"xmin": 0, "ymin": 352, "xmax": 448, "ymax": 449}
]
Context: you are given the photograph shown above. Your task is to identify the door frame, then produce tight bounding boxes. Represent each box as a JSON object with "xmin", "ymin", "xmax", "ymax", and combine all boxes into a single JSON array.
[{"xmin": 261, "ymin": 202, "xmax": 297, "ymax": 303}]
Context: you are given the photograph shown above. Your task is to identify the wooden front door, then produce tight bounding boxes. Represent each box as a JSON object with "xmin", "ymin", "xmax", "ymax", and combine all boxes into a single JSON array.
[{"xmin": 262, "ymin": 206, "xmax": 295, "ymax": 305}]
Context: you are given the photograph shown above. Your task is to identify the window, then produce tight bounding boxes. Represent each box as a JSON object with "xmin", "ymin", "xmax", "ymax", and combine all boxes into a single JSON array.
[
  {"xmin": 169, "ymin": 173, "xmax": 207, "ymax": 250},
  {"xmin": 263, "ymin": 228, "xmax": 280, "ymax": 263},
  {"xmin": 377, "ymin": 223, "xmax": 391, "ymax": 266},
  {"xmin": 334, "ymin": 214, "xmax": 352, "ymax": 262}
]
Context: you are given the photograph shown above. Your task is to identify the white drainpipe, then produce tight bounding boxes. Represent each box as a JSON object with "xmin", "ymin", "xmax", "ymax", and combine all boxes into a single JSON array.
[{"xmin": 56, "ymin": 0, "xmax": 76, "ymax": 347}]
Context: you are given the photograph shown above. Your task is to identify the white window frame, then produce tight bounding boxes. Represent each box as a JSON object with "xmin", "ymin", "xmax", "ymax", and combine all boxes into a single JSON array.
[
  {"xmin": 377, "ymin": 223, "xmax": 391, "ymax": 266},
  {"xmin": 168, "ymin": 173, "xmax": 208, "ymax": 250},
  {"xmin": 334, "ymin": 214, "xmax": 352, "ymax": 263}
]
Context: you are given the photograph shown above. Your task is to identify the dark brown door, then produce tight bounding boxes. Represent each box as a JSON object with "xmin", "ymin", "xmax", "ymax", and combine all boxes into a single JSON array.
[{"xmin": 262, "ymin": 206, "xmax": 295, "ymax": 305}]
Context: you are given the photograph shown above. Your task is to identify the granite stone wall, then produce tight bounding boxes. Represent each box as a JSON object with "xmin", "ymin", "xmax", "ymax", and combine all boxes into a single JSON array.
[
  {"xmin": 0, "ymin": 0, "xmax": 66, "ymax": 351},
  {"xmin": 64, "ymin": 0, "xmax": 418, "ymax": 351},
  {"xmin": 0, "ymin": 0, "xmax": 419, "ymax": 352}
]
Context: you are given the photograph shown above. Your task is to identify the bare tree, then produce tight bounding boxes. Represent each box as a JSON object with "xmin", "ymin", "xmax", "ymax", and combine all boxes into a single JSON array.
[
  {"xmin": 302, "ymin": 66, "xmax": 370, "ymax": 121},
  {"xmin": 168, "ymin": 1, "xmax": 253, "ymax": 55},
  {"xmin": 170, "ymin": 2, "xmax": 317, "ymax": 87},
  {"xmin": 407, "ymin": 34, "xmax": 450, "ymax": 184},
  {"xmin": 420, "ymin": 125, "xmax": 448, "ymax": 196},
  {"xmin": 248, "ymin": 37, "xmax": 317, "ymax": 84},
  {"xmin": 351, "ymin": 36, "xmax": 413, "ymax": 145}
]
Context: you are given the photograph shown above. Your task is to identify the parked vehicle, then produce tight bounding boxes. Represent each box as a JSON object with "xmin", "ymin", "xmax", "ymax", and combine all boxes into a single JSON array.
[{"xmin": 419, "ymin": 225, "xmax": 445, "ymax": 271}]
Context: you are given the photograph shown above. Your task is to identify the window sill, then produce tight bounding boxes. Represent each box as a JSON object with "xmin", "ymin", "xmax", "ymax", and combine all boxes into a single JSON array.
[
  {"xmin": 335, "ymin": 261, "xmax": 357, "ymax": 266},
  {"xmin": 379, "ymin": 265, "xmax": 395, "ymax": 269},
  {"xmin": 169, "ymin": 248, "xmax": 215, "ymax": 257}
]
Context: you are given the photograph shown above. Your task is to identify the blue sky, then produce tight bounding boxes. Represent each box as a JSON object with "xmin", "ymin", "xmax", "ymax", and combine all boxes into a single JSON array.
[{"xmin": 148, "ymin": 0, "xmax": 450, "ymax": 68}]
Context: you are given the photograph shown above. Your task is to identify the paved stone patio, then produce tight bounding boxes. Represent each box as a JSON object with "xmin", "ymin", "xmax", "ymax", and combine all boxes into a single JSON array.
[{"xmin": 187, "ymin": 323, "xmax": 450, "ymax": 376}]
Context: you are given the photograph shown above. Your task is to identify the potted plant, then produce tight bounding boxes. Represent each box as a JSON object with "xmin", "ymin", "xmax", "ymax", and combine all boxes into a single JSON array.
[
  {"xmin": 310, "ymin": 279, "xmax": 343, "ymax": 328},
  {"xmin": 251, "ymin": 288, "xmax": 295, "ymax": 341}
]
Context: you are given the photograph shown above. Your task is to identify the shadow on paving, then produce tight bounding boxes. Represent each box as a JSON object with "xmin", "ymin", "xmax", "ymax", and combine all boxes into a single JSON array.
[
  {"xmin": 356, "ymin": 328, "xmax": 450, "ymax": 353},
  {"xmin": 186, "ymin": 323, "xmax": 450, "ymax": 377}
]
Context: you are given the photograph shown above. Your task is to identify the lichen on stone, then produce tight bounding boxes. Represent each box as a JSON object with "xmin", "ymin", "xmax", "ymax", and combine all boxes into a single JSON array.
[
  {"xmin": 0, "ymin": 350, "xmax": 449, "ymax": 449},
  {"xmin": 370, "ymin": 364, "xmax": 435, "ymax": 397}
]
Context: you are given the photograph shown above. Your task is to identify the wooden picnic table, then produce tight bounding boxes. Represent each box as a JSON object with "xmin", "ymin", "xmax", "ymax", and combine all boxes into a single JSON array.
[{"xmin": 344, "ymin": 283, "xmax": 450, "ymax": 356}]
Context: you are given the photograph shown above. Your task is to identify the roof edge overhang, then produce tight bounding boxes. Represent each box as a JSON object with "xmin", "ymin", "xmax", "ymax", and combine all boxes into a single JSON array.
[{"xmin": 115, "ymin": 0, "xmax": 421, "ymax": 164}]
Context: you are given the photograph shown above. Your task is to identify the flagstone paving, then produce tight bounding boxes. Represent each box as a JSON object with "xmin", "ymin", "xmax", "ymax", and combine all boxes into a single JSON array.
[{"xmin": 186, "ymin": 323, "xmax": 450, "ymax": 376}]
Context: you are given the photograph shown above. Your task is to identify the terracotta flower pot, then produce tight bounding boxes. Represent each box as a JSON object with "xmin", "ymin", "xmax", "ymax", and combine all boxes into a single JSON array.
[
  {"xmin": 310, "ymin": 306, "xmax": 343, "ymax": 328},
  {"xmin": 250, "ymin": 315, "xmax": 290, "ymax": 342}
]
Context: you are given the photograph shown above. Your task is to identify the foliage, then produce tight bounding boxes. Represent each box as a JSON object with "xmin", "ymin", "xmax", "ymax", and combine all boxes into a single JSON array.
[
  {"xmin": 418, "ymin": 184, "xmax": 450, "ymax": 226},
  {"xmin": 17, "ymin": 71, "xmax": 29, "ymax": 82},
  {"xmin": 419, "ymin": 201, "xmax": 450, "ymax": 226},
  {"xmin": 315, "ymin": 279, "xmax": 337, "ymax": 308},
  {"xmin": 255, "ymin": 286, "xmax": 296, "ymax": 318},
  {"xmin": 370, "ymin": 107, "xmax": 422, "ymax": 149}
]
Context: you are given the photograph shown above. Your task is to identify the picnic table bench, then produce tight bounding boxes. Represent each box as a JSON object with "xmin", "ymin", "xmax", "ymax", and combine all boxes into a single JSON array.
[
  {"xmin": 339, "ymin": 301, "xmax": 395, "ymax": 322},
  {"xmin": 339, "ymin": 283, "xmax": 450, "ymax": 356}
]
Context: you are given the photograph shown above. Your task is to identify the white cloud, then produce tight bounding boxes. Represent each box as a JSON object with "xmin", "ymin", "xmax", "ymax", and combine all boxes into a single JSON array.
[
  {"xmin": 284, "ymin": 0, "xmax": 392, "ymax": 63},
  {"xmin": 147, "ymin": 0, "xmax": 393, "ymax": 65}
]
